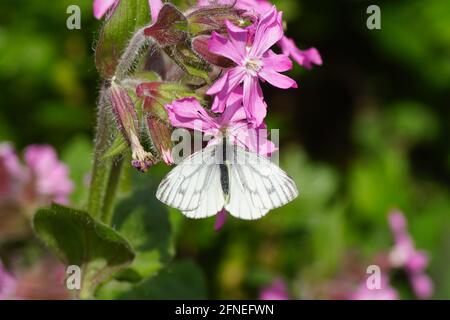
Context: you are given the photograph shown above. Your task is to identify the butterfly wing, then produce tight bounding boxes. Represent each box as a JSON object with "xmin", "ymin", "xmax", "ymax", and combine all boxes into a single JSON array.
[
  {"xmin": 225, "ymin": 145, "xmax": 299, "ymax": 220},
  {"xmin": 156, "ymin": 144, "xmax": 225, "ymax": 218}
]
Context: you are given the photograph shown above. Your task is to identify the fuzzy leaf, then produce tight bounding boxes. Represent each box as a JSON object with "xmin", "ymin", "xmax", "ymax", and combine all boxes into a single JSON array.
[{"xmin": 33, "ymin": 204, "xmax": 135, "ymax": 297}]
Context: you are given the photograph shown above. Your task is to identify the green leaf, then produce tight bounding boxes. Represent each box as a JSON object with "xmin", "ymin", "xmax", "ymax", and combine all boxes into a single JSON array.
[
  {"xmin": 95, "ymin": 0, "xmax": 151, "ymax": 78},
  {"xmin": 33, "ymin": 204, "xmax": 135, "ymax": 298},
  {"xmin": 112, "ymin": 170, "xmax": 174, "ymax": 282},
  {"xmin": 96, "ymin": 260, "xmax": 208, "ymax": 300}
]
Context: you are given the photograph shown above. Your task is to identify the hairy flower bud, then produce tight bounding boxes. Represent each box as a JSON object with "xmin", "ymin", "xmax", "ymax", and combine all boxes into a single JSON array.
[
  {"xmin": 109, "ymin": 82, "xmax": 155, "ymax": 172},
  {"xmin": 144, "ymin": 4, "xmax": 188, "ymax": 47},
  {"xmin": 192, "ymin": 36, "xmax": 234, "ymax": 68},
  {"xmin": 187, "ymin": 6, "xmax": 246, "ymax": 36},
  {"xmin": 146, "ymin": 116, "xmax": 174, "ymax": 165}
]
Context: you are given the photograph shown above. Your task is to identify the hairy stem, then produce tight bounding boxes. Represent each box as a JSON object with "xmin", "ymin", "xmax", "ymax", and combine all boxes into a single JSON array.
[
  {"xmin": 114, "ymin": 27, "xmax": 154, "ymax": 81},
  {"xmin": 87, "ymin": 86, "xmax": 120, "ymax": 221},
  {"xmin": 100, "ymin": 157, "xmax": 124, "ymax": 224}
]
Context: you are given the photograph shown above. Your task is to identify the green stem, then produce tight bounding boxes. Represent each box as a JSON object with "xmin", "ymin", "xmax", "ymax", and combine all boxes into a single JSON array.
[
  {"xmin": 87, "ymin": 86, "xmax": 123, "ymax": 223},
  {"xmin": 100, "ymin": 157, "xmax": 124, "ymax": 225}
]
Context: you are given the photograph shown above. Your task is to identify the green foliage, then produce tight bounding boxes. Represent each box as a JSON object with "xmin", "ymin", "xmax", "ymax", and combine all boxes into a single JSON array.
[
  {"xmin": 97, "ymin": 260, "xmax": 207, "ymax": 300},
  {"xmin": 33, "ymin": 204, "xmax": 135, "ymax": 298},
  {"xmin": 112, "ymin": 170, "xmax": 174, "ymax": 282}
]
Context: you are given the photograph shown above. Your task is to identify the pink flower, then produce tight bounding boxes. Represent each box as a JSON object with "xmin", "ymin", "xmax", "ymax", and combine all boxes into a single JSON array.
[
  {"xmin": 24, "ymin": 145, "xmax": 73, "ymax": 205},
  {"xmin": 165, "ymin": 97, "xmax": 276, "ymax": 156},
  {"xmin": 350, "ymin": 277, "xmax": 398, "ymax": 300},
  {"xmin": 279, "ymin": 37, "xmax": 322, "ymax": 69},
  {"xmin": 388, "ymin": 210, "xmax": 433, "ymax": 299},
  {"xmin": 0, "ymin": 144, "xmax": 25, "ymax": 202},
  {"xmin": 207, "ymin": 7, "xmax": 297, "ymax": 126},
  {"xmin": 93, "ymin": 0, "xmax": 163, "ymax": 22},
  {"xmin": 0, "ymin": 260, "xmax": 17, "ymax": 300},
  {"xmin": 259, "ymin": 279, "xmax": 289, "ymax": 300},
  {"xmin": 198, "ymin": 0, "xmax": 322, "ymax": 70},
  {"xmin": 410, "ymin": 273, "xmax": 433, "ymax": 299}
]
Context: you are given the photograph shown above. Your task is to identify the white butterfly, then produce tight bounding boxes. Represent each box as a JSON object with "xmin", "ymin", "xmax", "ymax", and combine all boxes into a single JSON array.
[{"xmin": 156, "ymin": 140, "xmax": 299, "ymax": 220}]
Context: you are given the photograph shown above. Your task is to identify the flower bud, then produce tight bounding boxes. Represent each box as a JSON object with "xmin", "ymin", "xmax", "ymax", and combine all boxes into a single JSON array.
[
  {"xmin": 109, "ymin": 82, "xmax": 155, "ymax": 172},
  {"xmin": 187, "ymin": 6, "xmax": 246, "ymax": 36},
  {"xmin": 192, "ymin": 36, "xmax": 234, "ymax": 68},
  {"xmin": 144, "ymin": 4, "xmax": 188, "ymax": 47},
  {"xmin": 146, "ymin": 116, "xmax": 174, "ymax": 165}
]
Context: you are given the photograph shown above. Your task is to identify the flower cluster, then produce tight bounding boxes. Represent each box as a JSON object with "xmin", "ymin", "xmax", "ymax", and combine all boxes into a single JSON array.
[{"xmin": 94, "ymin": 0, "xmax": 320, "ymax": 173}]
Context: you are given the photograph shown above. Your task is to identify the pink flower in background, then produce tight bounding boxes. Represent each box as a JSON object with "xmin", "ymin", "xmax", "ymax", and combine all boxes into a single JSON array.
[
  {"xmin": 0, "ymin": 260, "xmax": 17, "ymax": 300},
  {"xmin": 166, "ymin": 97, "xmax": 276, "ymax": 156},
  {"xmin": 259, "ymin": 279, "xmax": 289, "ymax": 300},
  {"xmin": 350, "ymin": 277, "xmax": 398, "ymax": 300},
  {"xmin": 94, "ymin": 0, "xmax": 163, "ymax": 21},
  {"xmin": 24, "ymin": 145, "xmax": 73, "ymax": 205},
  {"xmin": 388, "ymin": 210, "xmax": 433, "ymax": 299},
  {"xmin": 207, "ymin": 7, "xmax": 297, "ymax": 126},
  {"xmin": 0, "ymin": 143, "xmax": 73, "ymax": 210},
  {"xmin": 279, "ymin": 37, "xmax": 322, "ymax": 69},
  {"xmin": 0, "ymin": 144, "xmax": 26, "ymax": 202}
]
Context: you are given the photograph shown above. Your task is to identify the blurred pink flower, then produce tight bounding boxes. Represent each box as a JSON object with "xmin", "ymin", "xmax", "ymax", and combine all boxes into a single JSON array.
[
  {"xmin": 24, "ymin": 145, "xmax": 73, "ymax": 205},
  {"xmin": 165, "ymin": 97, "xmax": 276, "ymax": 156},
  {"xmin": 259, "ymin": 279, "xmax": 289, "ymax": 300},
  {"xmin": 388, "ymin": 210, "xmax": 433, "ymax": 299},
  {"xmin": 0, "ymin": 260, "xmax": 18, "ymax": 300},
  {"xmin": 93, "ymin": 0, "xmax": 163, "ymax": 22},
  {"xmin": 207, "ymin": 7, "xmax": 297, "ymax": 126},
  {"xmin": 0, "ymin": 144, "xmax": 26, "ymax": 202},
  {"xmin": 350, "ymin": 277, "xmax": 398, "ymax": 300},
  {"xmin": 0, "ymin": 143, "xmax": 73, "ymax": 210}
]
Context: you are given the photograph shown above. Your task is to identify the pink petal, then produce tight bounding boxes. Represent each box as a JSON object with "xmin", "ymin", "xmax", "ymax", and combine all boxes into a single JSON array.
[
  {"xmin": 250, "ymin": 7, "xmax": 284, "ymax": 58},
  {"xmin": 280, "ymin": 37, "xmax": 322, "ymax": 69},
  {"xmin": 217, "ymin": 88, "xmax": 246, "ymax": 125},
  {"xmin": 0, "ymin": 144, "xmax": 25, "ymax": 200},
  {"xmin": 24, "ymin": 145, "xmax": 74, "ymax": 203},
  {"xmin": 388, "ymin": 210, "xmax": 407, "ymax": 236},
  {"xmin": 259, "ymin": 68, "xmax": 297, "ymax": 89},
  {"xmin": 242, "ymin": 75, "xmax": 267, "ymax": 127},
  {"xmin": 208, "ymin": 32, "xmax": 244, "ymax": 65},
  {"xmin": 406, "ymin": 251, "xmax": 428, "ymax": 274},
  {"xmin": 263, "ymin": 51, "xmax": 293, "ymax": 72},
  {"xmin": 214, "ymin": 209, "xmax": 228, "ymax": 231},
  {"xmin": 231, "ymin": 124, "xmax": 277, "ymax": 156},
  {"xmin": 149, "ymin": 0, "xmax": 163, "ymax": 22},
  {"xmin": 410, "ymin": 274, "xmax": 433, "ymax": 299},
  {"xmin": 165, "ymin": 97, "xmax": 219, "ymax": 133},
  {"xmin": 93, "ymin": 0, "xmax": 118, "ymax": 19},
  {"xmin": 209, "ymin": 67, "xmax": 246, "ymax": 113}
]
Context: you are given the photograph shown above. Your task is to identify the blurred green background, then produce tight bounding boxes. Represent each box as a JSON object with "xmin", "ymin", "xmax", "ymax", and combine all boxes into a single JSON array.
[{"xmin": 0, "ymin": 0, "xmax": 449, "ymax": 299}]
